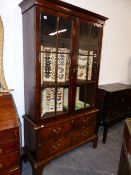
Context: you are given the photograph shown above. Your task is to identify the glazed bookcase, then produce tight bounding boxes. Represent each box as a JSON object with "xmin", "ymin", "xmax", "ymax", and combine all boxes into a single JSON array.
[{"xmin": 19, "ymin": 0, "xmax": 107, "ymax": 174}]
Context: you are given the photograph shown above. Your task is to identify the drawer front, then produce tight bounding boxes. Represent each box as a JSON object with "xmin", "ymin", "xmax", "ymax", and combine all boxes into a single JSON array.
[
  {"xmin": 36, "ymin": 125, "xmax": 96, "ymax": 161},
  {"xmin": 0, "ymin": 167, "xmax": 21, "ymax": 175},
  {"xmin": 0, "ymin": 128, "xmax": 18, "ymax": 143},
  {"xmin": 104, "ymin": 91, "xmax": 127, "ymax": 114},
  {"xmin": 37, "ymin": 135, "xmax": 70, "ymax": 161},
  {"xmin": 71, "ymin": 112, "xmax": 97, "ymax": 130},
  {"xmin": 0, "ymin": 152, "xmax": 19, "ymax": 172},
  {"xmin": 71, "ymin": 126, "xmax": 96, "ymax": 145},
  {"xmin": 124, "ymin": 124, "xmax": 131, "ymax": 154},
  {"xmin": 37, "ymin": 121, "xmax": 71, "ymax": 144},
  {"xmin": 0, "ymin": 140, "xmax": 19, "ymax": 158}
]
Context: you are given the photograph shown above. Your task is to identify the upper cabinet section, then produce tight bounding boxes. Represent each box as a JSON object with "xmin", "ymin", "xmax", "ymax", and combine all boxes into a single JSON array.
[
  {"xmin": 19, "ymin": 0, "xmax": 107, "ymax": 121},
  {"xmin": 77, "ymin": 20, "xmax": 102, "ymax": 82},
  {"xmin": 40, "ymin": 12, "xmax": 72, "ymax": 84}
]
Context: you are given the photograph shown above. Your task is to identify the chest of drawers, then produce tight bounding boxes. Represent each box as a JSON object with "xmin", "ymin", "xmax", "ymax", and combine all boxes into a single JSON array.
[
  {"xmin": 24, "ymin": 109, "xmax": 98, "ymax": 175},
  {"xmin": 0, "ymin": 93, "xmax": 21, "ymax": 175},
  {"xmin": 98, "ymin": 83, "xmax": 131, "ymax": 143},
  {"xmin": 117, "ymin": 119, "xmax": 131, "ymax": 175}
]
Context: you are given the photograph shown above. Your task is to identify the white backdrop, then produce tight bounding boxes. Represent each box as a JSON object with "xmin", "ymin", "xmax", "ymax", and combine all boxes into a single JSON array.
[{"xmin": 1, "ymin": 0, "xmax": 131, "ymax": 145}]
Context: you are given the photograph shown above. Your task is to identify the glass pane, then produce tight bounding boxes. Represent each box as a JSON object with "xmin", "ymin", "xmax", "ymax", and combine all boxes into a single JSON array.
[
  {"xmin": 89, "ymin": 25, "xmax": 102, "ymax": 81},
  {"xmin": 75, "ymin": 83, "xmax": 96, "ymax": 111},
  {"xmin": 41, "ymin": 47, "xmax": 57, "ymax": 83},
  {"xmin": 41, "ymin": 13, "xmax": 58, "ymax": 48},
  {"xmin": 57, "ymin": 52, "xmax": 70, "ymax": 82},
  {"xmin": 40, "ymin": 13, "xmax": 71, "ymax": 118},
  {"xmin": 58, "ymin": 17, "xmax": 72, "ymax": 52},
  {"xmin": 77, "ymin": 55, "xmax": 88, "ymax": 80},
  {"xmin": 90, "ymin": 25, "xmax": 102, "ymax": 52},
  {"xmin": 75, "ymin": 86, "xmax": 90, "ymax": 110},
  {"xmin": 77, "ymin": 22, "xmax": 91, "ymax": 81},
  {"xmin": 41, "ymin": 87, "xmax": 69, "ymax": 118},
  {"xmin": 41, "ymin": 88, "xmax": 55, "ymax": 117},
  {"xmin": 77, "ymin": 22, "xmax": 102, "ymax": 82},
  {"xmin": 78, "ymin": 22, "xmax": 91, "ymax": 54},
  {"xmin": 41, "ymin": 48, "xmax": 70, "ymax": 84}
]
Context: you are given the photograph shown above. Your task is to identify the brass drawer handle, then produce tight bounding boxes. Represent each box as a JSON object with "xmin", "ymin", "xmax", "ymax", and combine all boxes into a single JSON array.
[
  {"xmin": 52, "ymin": 143, "xmax": 61, "ymax": 150},
  {"xmin": 0, "ymin": 164, "xmax": 3, "ymax": 169},
  {"xmin": 71, "ymin": 120, "xmax": 74, "ymax": 124},
  {"xmin": 52, "ymin": 127, "xmax": 61, "ymax": 134},
  {"xmin": 0, "ymin": 149, "xmax": 2, "ymax": 154},
  {"xmin": 83, "ymin": 118, "xmax": 89, "ymax": 123},
  {"xmin": 81, "ymin": 131, "xmax": 88, "ymax": 137}
]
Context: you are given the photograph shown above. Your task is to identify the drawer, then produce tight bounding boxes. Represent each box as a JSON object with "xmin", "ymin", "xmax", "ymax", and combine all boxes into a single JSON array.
[
  {"xmin": 71, "ymin": 112, "xmax": 97, "ymax": 130},
  {"xmin": 0, "ymin": 167, "xmax": 21, "ymax": 175},
  {"xmin": 104, "ymin": 112, "xmax": 123, "ymax": 121},
  {"xmin": 36, "ymin": 135, "xmax": 70, "ymax": 161},
  {"xmin": 37, "ymin": 121, "xmax": 71, "ymax": 144},
  {"xmin": 0, "ymin": 151, "xmax": 19, "ymax": 172},
  {"xmin": 0, "ymin": 128, "xmax": 18, "ymax": 143},
  {"xmin": 71, "ymin": 126, "xmax": 96, "ymax": 145},
  {"xmin": 0, "ymin": 140, "xmax": 19, "ymax": 158},
  {"xmin": 124, "ymin": 124, "xmax": 131, "ymax": 154},
  {"xmin": 104, "ymin": 92, "xmax": 125, "ymax": 113}
]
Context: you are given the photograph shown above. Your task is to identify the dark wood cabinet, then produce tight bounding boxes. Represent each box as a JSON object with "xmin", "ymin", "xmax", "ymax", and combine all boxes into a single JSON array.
[
  {"xmin": 117, "ymin": 119, "xmax": 131, "ymax": 175},
  {"xmin": 0, "ymin": 93, "xmax": 21, "ymax": 175},
  {"xmin": 98, "ymin": 83, "xmax": 131, "ymax": 143},
  {"xmin": 19, "ymin": 0, "xmax": 107, "ymax": 174}
]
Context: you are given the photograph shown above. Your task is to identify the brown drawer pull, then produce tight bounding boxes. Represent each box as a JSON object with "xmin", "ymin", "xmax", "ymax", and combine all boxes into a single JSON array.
[
  {"xmin": 52, "ymin": 143, "xmax": 61, "ymax": 150},
  {"xmin": 71, "ymin": 120, "xmax": 74, "ymax": 124},
  {"xmin": 52, "ymin": 128, "xmax": 61, "ymax": 134},
  {"xmin": 0, "ymin": 149, "xmax": 2, "ymax": 154},
  {"xmin": 83, "ymin": 118, "xmax": 89, "ymax": 123},
  {"xmin": 0, "ymin": 163, "xmax": 3, "ymax": 169},
  {"xmin": 81, "ymin": 131, "xmax": 88, "ymax": 137}
]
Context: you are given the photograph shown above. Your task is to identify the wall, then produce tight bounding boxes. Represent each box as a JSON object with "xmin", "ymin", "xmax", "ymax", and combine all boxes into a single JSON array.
[{"xmin": 1, "ymin": 0, "xmax": 131, "ymax": 145}]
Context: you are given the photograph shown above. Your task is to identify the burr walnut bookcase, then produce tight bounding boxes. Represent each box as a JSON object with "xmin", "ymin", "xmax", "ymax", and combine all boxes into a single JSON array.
[{"xmin": 19, "ymin": 0, "xmax": 107, "ymax": 174}]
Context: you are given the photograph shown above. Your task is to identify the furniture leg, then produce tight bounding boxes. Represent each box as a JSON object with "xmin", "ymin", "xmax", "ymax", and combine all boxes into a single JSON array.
[
  {"xmin": 32, "ymin": 166, "xmax": 44, "ymax": 175},
  {"xmin": 93, "ymin": 136, "xmax": 98, "ymax": 148},
  {"xmin": 102, "ymin": 126, "xmax": 108, "ymax": 144}
]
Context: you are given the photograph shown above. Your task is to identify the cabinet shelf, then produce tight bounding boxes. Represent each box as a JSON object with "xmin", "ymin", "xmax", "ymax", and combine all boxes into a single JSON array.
[
  {"xmin": 41, "ymin": 82, "xmax": 70, "ymax": 88},
  {"xmin": 41, "ymin": 110, "xmax": 68, "ymax": 119},
  {"xmin": 76, "ymin": 80, "xmax": 96, "ymax": 86}
]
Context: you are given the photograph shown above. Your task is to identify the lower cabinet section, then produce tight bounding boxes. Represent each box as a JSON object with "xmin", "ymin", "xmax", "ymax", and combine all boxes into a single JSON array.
[
  {"xmin": 36, "ymin": 126, "xmax": 96, "ymax": 161},
  {"xmin": 0, "ymin": 167, "xmax": 21, "ymax": 175},
  {"xmin": 24, "ymin": 109, "xmax": 98, "ymax": 175}
]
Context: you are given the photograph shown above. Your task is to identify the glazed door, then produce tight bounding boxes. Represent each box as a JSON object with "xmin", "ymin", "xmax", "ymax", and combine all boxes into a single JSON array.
[
  {"xmin": 40, "ymin": 10, "xmax": 73, "ymax": 118},
  {"xmin": 75, "ymin": 19, "xmax": 103, "ymax": 111}
]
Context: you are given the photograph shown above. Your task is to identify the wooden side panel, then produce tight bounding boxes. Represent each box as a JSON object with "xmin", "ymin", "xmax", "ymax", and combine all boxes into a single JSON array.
[
  {"xmin": 0, "ymin": 167, "xmax": 21, "ymax": 175},
  {"xmin": 0, "ymin": 152, "xmax": 19, "ymax": 173},
  {"xmin": 24, "ymin": 118, "xmax": 36, "ymax": 151},
  {"xmin": 22, "ymin": 7, "xmax": 36, "ymax": 122}
]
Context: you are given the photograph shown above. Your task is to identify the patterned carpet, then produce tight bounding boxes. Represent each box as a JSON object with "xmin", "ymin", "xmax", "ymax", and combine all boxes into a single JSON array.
[{"xmin": 22, "ymin": 121, "xmax": 124, "ymax": 175}]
